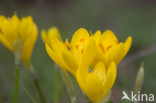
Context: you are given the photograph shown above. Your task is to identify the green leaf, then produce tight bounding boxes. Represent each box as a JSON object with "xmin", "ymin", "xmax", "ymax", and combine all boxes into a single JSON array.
[{"xmin": 14, "ymin": 73, "xmax": 36, "ymax": 103}]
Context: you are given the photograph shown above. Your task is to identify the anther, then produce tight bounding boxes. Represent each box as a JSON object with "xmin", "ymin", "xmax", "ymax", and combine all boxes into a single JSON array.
[
  {"xmin": 76, "ymin": 45, "xmax": 79, "ymax": 50},
  {"xmin": 106, "ymin": 45, "xmax": 113, "ymax": 51},
  {"xmin": 80, "ymin": 38, "xmax": 85, "ymax": 42},
  {"xmin": 7, "ymin": 17, "xmax": 12, "ymax": 23},
  {"xmin": 115, "ymin": 40, "xmax": 119, "ymax": 44},
  {"xmin": 99, "ymin": 43, "xmax": 105, "ymax": 54},
  {"xmin": 80, "ymin": 49, "xmax": 84, "ymax": 54}
]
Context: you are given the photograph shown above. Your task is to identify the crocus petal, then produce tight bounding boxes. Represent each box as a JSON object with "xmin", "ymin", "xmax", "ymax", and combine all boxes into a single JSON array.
[
  {"xmin": 71, "ymin": 28, "xmax": 90, "ymax": 46},
  {"xmin": 85, "ymin": 73, "xmax": 104, "ymax": 103},
  {"xmin": 21, "ymin": 24, "xmax": 38, "ymax": 68},
  {"xmin": 107, "ymin": 43, "xmax": 125, "ymax": 66},
  {"xmin": 93, "ymin": 62, "xmax": 106, "ymax": 81},
  {"xmin": 123, "ymin": 36, "xmax": 132, "ymax": 57},
  {"xmin": 81, "ymin": 37, "xmax": 96, "ymax": 68},
  {"xmin": 103, "ymin": 61, "xmax": 117, "ymax": 94},
  {"xmin": 93, "ymin": 30, "xmax": 101, "ymax": 45},
  {"xmin": 91, "ymin": 47, "xmax": 107, "ymax": 68},
  {"xmin": 1, "ymin": 20, "xmax": 18, "ymax": 46},
  {"xmin": 19, "ymin": 16, "xmax": 34, "ymax": 42},
  {"xmin": 76, "ymin": 67, "xmax": 88, "ymax": 94},
  {"xmin": 51, "ymin": 37, "xmax": 65, "ymax": 59},
  {"xmin": 47, "ymin": 27, "xmax": 60, "ymax": 40},
  {"xmin": 0, "ymin": 33, "xmax": 13, "ymax": 51},
  {"xmin": 0, "ymin": 15, "xmax": 6, "ymax": 29},
  {"xmin": 100, "ymin": 30, "xmax": 118, "ymax": 48},
  {"xmin": 41, "ymin": 29, "xmax": 47, "ymax": 44},
  {"xmin": 46, "ymin": 43, "xmax": 76, "ymax": 75},
  {"xmin": 62, "ymin": 51, "xmax": 78, "ymax": 75},
  {"xmin": 11, "ymin": 14, "xmax": 20, "ymax": 29}
]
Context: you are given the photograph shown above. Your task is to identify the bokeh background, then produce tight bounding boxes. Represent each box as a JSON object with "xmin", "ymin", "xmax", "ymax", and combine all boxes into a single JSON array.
[{"xmin": 0, "ymin": 0, "xmax": 156, "ymax": 103}]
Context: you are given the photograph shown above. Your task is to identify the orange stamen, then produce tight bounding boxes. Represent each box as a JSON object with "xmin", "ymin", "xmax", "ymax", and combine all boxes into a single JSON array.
[
  {"xmin": 106, "ymin": 45, "xmax": 113, "ymax": 51},
  {"xmin": 64, "ymin": 39, "xmax": 68, "ymax": 51},
  {"xmin": 80, "ymin": 49, "xmax": 84, "ymax": 54},
  {"xmin": 115, "ymin": 40, "xmax": 119, "ymax": 44},
  {"xmin": 7, "ymin": 17, "xmax": 12, "ymax": 23},
  {"xmin": 80, "ymin": 38, "xmax": 85, "ymax": 42},
  {"xmin": 69, "ymin": 45, "xmax": 73, "ymax": 50},
  {"xmin": 76, "ymin": 45, "xmax": 79, "ymax": 50},
  {"xmin": 99, "ymin": 43, "xmax": 105, "ymax": 54}
]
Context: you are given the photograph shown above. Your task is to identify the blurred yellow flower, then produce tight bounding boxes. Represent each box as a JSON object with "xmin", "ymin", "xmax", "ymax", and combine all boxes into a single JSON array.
[
  {"xmin": 41, "ymin": 27, "xmax": 62, "ymax": 46},
  {"xmin": 46, "ymin": 28, "xmax": 96, "ymax": 75},
  {"xmin": 76, "ymin": 61, "xmax": 117, "ymax": 103},
  {"xmin": 0, "ymin": 14, "xmax": 38, "ymax": 68},
  {"xmin": 92, "ymin": 30, "xmax": 132, "ymax": 68}
]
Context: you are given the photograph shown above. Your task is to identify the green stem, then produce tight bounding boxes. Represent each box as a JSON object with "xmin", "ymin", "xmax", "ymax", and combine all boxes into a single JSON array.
[
  {"xmin": 54, "ymin": 69, "xmax": 59, "ymax": 103},
  {"xmin": 14, "ymin": 68, "xmax": 19, "ymax": 103},
  {"xmin": 30, "ymin": 66, "xmax": 46, "ymax": 103},
  {"xmin": 60, "ymin": 67, "xmax": 77, "ymax": 103}
]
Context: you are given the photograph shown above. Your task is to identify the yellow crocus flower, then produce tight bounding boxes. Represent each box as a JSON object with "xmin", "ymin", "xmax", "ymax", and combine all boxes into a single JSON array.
[
  {"xmin": 92, "ymin": 30, "xmax": 132, "ymax": 68},
  {"xmin": 41, "ymin": 27, "xmax": 62, "ymax": 46},
  {"xmin": 45, "ymin": 28, "xmax": 96, "ymax": 75},
  {"xmin": 76, "ymin": 61, "xmax": 117, "ymax": 103},
  {"xmin": 0, "ymin": 14, "xmax": 38, "ymax": 68}
]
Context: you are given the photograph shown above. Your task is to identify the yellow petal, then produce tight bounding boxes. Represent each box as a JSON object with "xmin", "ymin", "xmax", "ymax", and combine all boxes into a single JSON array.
[
  {"xmin": 47, "ymin": 27, "xmax": 60, "ymax": 40},
  {"xmin": 100, "ymin": 30, "xmax": 118, "ymax": 48},
  {"xmin": 62, "ymin": 51, "xmax": 78, "ymax": 75},
  {"xmin": 81, "ymin": 37, "xmax": 96, "ymax": 68},
  {"xmin": 93, "ymin": 30, "xmax": 101, "ymax": 45},
  {"xmin": 91, "ymin": 47, "xmax": 107, "ymax": 68},
  {"xmin": 46, "ymin": 43, "xmax": 76, "ymax": 74},
  {"xmin": 107, "ymin": 43, "xmax": 125, "ymax": 66},
  {"xmin": 11, "ymin": 14, "xmax": 20, "ymax": 29},
  {"xmin": 76, "ymin": 67, "xmax": 88, "ymax": 94},
  {"xmin": 123, "ymin": 36, "xmax": 132, "ymax": 57},
  {"xmin": 51, "ymin": 37, "xmax": 65, "ymax": 59},
  {"xmin": 85, "ymin": 73, "xmax": 104, "ymax": 103},
  {"xmin": 0, "ymin": 33, "xmax": 13, "ymax": 51},
  {"xmin": 93, "ymin": 62, "xmax": 106, "ymax": 81},
  {"xmin": 0, "ymin": 15, "xmax": 6, "ymax": 29},
  {"xmin": 50, "ymin": 38, "xmax": 76, "ymax": 75},
  {"xmin": 71, "ymin": 28, "xmax": 90, "ymax": 46},
  {"xmin": 103, "ymin": 61, "xmax": 117, "ymax": 94},
  {"xmin": 19, "ymin": 16, "xmax": 34, "ymax": 42},
  {"xmin": 41, "ymin": 29, "xmax": 47, "ymax": 44},
  {"xmin": 21, "ymin": 24, "xmax": 38, "ymax": 68},
  {"xmin": 0, "ymin": 20, "xmax": 18, "ymax": 46}
]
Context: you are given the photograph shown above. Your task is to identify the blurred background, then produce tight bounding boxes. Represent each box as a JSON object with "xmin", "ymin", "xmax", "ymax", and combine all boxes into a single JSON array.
[{"xmin": 0, "ymin": 0, "xmax": 156, "ymax": 103}]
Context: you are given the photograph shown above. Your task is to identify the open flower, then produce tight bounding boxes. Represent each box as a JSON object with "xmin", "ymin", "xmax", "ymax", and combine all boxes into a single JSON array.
[
  {"xmin": 76, "ymin": 61, "xmax": 117, "ymax": 103},
  {"xmin": 92, "ymin": 30, "xmax": 132, "ymax": 68},
  {"xmin": 45, "ymin": 28, "xmax": 96, "ymax": 75},
  {"xmin": 41, "ymin": 27, "xmax": 62, "ymax": 46},
  {"xmin": 0, "ymin": 14, "xmax": 38, "ymax": 68}
]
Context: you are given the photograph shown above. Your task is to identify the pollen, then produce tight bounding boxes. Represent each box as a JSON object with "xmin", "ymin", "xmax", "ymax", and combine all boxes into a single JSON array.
[
  {"xmin": 99, "ymin": 43, "xmax": 105, "ymax": 54},
  {"xmin": 80, "ymin": 38, "xmax": 85, "ymax": 42},
  {"xmin": 106, "ymin": 45, "xmax": 113, "ymax": 51},
  {"xmin": 76, "ymin": 45, "xmax": 79, "ymax": 50}
]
